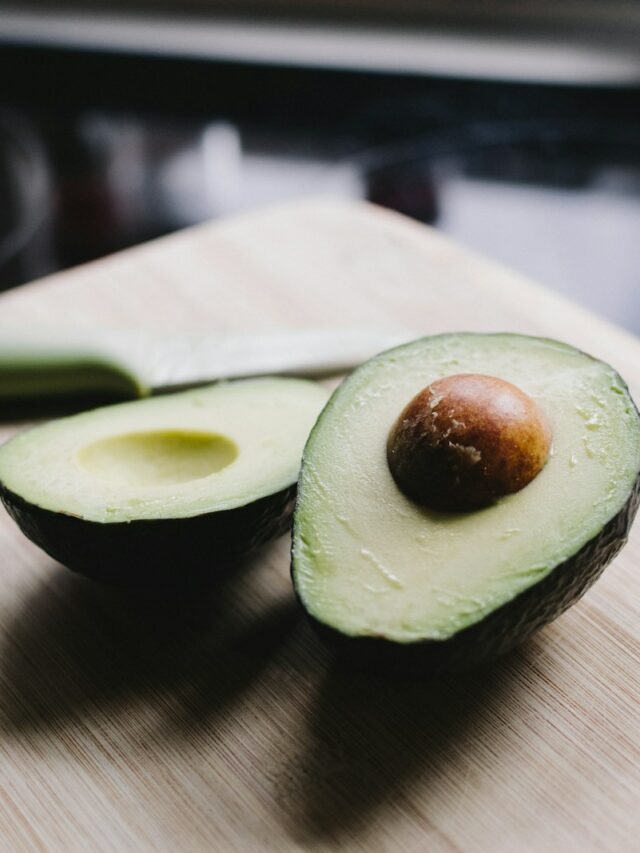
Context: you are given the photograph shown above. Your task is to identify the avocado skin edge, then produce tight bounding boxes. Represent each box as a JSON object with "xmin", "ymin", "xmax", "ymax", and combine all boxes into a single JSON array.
[
  {"xmin": 293, "ymin": 473, "xmax": 640, "ymax": 673},
  {"xmin": 0, "ymin": 483, "xmax": 296, "ymax": 588}
]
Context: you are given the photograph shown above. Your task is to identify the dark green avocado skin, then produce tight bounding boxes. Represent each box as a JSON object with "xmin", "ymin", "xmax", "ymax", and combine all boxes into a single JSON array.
[
  {"xmin": 0, "ymin": 483, "xmax": 296, "ymax": 588},
  {"xmin": 294, "ymin": 474, "xmax": 640, "ymax": 673}
]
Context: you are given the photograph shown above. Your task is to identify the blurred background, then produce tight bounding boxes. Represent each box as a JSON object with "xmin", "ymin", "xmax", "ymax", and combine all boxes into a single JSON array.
[{"xmin": 0, "ymin": 2, "xmax": 639, "ymax": 329}]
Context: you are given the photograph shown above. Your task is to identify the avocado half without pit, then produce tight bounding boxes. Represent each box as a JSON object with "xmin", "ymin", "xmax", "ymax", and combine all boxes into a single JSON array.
[
  {"xmin": 292, "ymin": 333, "xmax": 640, "ymax": 670},
  {"xmin": 0, "ymin": 377, "xmax": 329, "ymax": 585}
]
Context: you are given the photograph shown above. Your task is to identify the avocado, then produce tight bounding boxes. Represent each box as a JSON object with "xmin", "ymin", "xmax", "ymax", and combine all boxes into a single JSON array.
[
  {"xmin": 0, "ymin": 377, "xmax": 329, "ymax": 586},
  {"xmin": 292, "ymin": 333, "xmax": 640, "ymax": 670}
]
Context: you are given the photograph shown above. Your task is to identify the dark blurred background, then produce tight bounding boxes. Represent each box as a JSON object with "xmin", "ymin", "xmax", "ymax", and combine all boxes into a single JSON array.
[{"xmin": 1, "ymin": 2, "xmax": 639, "ymax": 329}]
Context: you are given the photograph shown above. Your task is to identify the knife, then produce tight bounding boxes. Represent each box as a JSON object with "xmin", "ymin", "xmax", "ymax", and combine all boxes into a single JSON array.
[{"xmin": 0, "ymin": 326, "xmax": 408, "ymax": 408}]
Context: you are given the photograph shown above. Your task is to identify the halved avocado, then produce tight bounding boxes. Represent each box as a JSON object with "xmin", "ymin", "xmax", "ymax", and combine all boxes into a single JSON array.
[
  {"xmin": 0, "ymin": 377, "xmax": 328, "ymax": 585},
  {"xmin": 292, "ymin": 333, "xmax": 640, "ymax": 670}
]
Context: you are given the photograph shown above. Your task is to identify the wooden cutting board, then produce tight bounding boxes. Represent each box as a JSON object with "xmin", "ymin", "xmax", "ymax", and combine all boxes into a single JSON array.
[{"xmin": 1, "ymin": 200, "xmax": 639, "ymax": 852}]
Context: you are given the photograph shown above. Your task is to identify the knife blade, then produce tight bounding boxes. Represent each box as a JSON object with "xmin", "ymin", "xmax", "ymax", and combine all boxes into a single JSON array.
[{"xmin": 0, "ymin": 326, "xmax": 408, "ymax": 406}]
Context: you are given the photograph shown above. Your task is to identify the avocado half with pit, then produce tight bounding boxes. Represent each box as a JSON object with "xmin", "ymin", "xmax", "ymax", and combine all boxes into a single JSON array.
[
  {"xmin": 292, "ymin": 333, "xmax": 640, "ymax": 670},
  {"xmin": 0, "ymin": 377, "xmax": 328, "ymax": 585}
]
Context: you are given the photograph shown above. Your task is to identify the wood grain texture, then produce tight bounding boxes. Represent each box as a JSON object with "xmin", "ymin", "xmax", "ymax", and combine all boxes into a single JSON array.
[{"xmin": 0, "ymin": 199, "xmax": 639, "ymax": 852}]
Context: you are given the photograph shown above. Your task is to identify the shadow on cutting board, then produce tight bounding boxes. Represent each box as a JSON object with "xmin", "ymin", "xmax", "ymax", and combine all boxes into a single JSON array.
[
  {"xmin": 277, "ymin": 638, "xmax": 546, "ymax": 846},
  {"xmin": 0, "ymin": 538, "xmax": 550, "ymax": 848},
  {"xmin": 0, "ymin": 392, "xmax": 135, "ymax": 424},
  {"xmin": 0, "ymin": 543, "xmax": 297, "ymax": 735}
]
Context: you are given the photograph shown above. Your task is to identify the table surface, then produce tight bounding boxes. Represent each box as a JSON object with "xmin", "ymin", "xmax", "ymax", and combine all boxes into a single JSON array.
[{"xmin": 0, "ymin": 199, "xmax": 639, "ymax": 853}]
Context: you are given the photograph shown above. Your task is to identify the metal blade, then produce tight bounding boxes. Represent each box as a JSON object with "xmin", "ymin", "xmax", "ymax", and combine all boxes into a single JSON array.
[
  {"xmin": 0, "ymin": 326, "xmax": 410, "ymax": 401},
  {"xmin": 140, "ymin": 328, "xmax": 409, "ymax": 390}
]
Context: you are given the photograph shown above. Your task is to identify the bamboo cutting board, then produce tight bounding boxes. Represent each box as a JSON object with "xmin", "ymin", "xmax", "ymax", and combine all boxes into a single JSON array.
[{"xmin": 0, "ymin": 200, "xmax": 639, "ymax": 853}]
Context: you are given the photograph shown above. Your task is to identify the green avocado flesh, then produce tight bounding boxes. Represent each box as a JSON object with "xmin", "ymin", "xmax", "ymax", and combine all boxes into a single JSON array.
[
  {"xmin": 293, "ymin": 333, "xmax": 640, "ymax": 646},
  {"xmin": 0, "ymin": 377, "xmax": 328, "ymax": 524}
]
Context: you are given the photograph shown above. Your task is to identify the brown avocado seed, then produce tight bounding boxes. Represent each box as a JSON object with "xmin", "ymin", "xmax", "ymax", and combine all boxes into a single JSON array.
[{"xmin": 387, "ymin": 374, "xmax": 552, "ymax": 511}]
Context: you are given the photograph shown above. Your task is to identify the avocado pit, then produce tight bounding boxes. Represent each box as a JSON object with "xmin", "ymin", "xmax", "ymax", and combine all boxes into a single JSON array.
[{"xmin": 387, "ymin": 373, "xmax": 552, "ymax": 511}]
